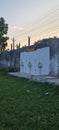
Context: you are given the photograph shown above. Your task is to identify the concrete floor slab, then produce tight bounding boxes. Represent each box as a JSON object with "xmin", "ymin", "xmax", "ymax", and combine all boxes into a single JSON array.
[{"xmin": 9, "ymin": 72, "xmax": 59, "ymax": 86}]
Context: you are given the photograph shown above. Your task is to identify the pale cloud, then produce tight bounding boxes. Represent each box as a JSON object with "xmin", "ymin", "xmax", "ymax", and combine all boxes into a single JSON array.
[
  {"xmin": 12, "ymin": 26, "xmax": 24, "ymax": 31},
  {"xmin": 9, "ymin": 25, "xmax": 24, "ymax": 31}
]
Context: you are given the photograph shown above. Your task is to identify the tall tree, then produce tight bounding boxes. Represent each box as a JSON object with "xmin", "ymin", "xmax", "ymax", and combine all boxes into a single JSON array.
[
  {"xmin": 0, "ymin": 17, "xmax": 9, "ymax": 52},
  {"xmin": 16, "ymin": 42, "xmax": 20, "ymax": 49}
]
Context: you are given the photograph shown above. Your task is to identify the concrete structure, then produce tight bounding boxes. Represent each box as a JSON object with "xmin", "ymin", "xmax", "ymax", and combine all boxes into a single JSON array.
[
  {"xmin": 20, "ymin": 37, "xmax": 59, "ymax": 76},
  {"xmin": 0, "ymin": 49, "xmax": 20, "ymax": 71},
  {"xmin": 20, "ymin": 47, "xmax": 50, "ymax": 75},
  {"xmin": 49, "ymin": 38, "xmax": 59, "ymax": 75},
  {"xmin": 0, "ymin": 37, "xmax": 59, "ymax": 76}
]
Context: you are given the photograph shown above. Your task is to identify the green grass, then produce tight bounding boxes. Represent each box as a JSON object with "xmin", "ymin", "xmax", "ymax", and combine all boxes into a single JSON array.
[{"xmin": 0, "ymin": 71, "xmax": 59, "ymax": 130}]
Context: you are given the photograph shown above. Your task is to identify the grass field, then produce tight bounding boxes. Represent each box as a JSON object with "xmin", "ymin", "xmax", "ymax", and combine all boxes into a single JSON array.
[{"xmin": 0, "ymin": 71, "xmax": 59, "ymax": 130}]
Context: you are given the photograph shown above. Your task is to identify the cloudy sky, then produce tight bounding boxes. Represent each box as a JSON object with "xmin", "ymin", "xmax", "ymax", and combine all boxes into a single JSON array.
[{"xmin": 0, "ymin": 0, "xmax": 59, "ymax": 48}]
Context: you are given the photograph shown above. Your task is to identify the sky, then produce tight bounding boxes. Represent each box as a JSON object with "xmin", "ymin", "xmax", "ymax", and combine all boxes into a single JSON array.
[{"xmin": 0, "ymin": 0, "xmax": 59, "ymax": 49}]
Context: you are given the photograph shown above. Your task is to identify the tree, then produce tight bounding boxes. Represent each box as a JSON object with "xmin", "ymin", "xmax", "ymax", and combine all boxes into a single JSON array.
[
  {"xmin": 16, "ymin": 42, "xmax": 20, "ymax": 49},
  {"xmin": 0, "ymin": 17, "xmax": 9, "ymax": 52}
]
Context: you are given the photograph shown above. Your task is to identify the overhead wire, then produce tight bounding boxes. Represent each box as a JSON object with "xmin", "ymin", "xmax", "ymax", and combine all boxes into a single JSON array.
[{"xmin": 10, "ymin": 5, "xmax": 59, "ymax": 44}]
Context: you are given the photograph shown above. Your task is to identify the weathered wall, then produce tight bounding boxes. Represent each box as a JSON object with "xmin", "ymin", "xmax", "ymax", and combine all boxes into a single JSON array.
[
  {"xmin": 0, "ymin": 46, "xmax": 28, "ymax": 71},
  {"xmin": 0, "ymin": 49, "xmax": 20, "ymax": 71},
  {"xmin": 20, "ymin": 47, "xmax": 50, "ymax": 75},
  {"xmin": 49, "ymin": 38, "xmax": 59, "ymax": 75},
  {"xmin": 0, "ymin": 37, "xmax": 59, "ymax": 76}
]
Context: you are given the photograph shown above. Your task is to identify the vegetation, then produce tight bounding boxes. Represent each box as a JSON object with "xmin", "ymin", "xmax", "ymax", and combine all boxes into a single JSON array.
[
  {"xmin": 0, "ymin": 17, "xmax": 9, "ymax": 52},
  {"xmin": 34, "ymin": 36, "xmax": 57, "ymax": 45},
  {"xmin": 16, "ymin": 42, "xmax": 20, "ymax": 49},
  {"xmin": 0, "ymin": 71, "xmax": 59, "ymax": 130}
]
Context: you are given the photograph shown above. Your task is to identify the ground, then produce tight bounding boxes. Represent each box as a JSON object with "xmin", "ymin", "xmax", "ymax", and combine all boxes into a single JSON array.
[{"xmin": 0, "ymin": 71, "xmax": 59, "ymax": 130}]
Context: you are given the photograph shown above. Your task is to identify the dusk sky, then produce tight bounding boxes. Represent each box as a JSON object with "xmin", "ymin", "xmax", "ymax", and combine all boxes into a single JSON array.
[{"xmin": 0, "ymin": 0, "xmax": 59, "ymax": 48}]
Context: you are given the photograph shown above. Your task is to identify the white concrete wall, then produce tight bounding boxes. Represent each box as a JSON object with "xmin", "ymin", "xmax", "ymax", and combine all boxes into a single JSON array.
[{"xmin": 20, "ymin": 47, "xmax": 50, "ymax": 75}]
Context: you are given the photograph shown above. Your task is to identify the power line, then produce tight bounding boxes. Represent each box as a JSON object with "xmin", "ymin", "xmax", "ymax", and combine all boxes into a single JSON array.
[{"xmin": 9, "ymin": 6, "xmax": 59, "ymax": 44}]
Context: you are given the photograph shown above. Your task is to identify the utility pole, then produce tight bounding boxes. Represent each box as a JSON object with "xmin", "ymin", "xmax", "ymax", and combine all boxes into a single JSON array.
[
  {"xmin": 11, "ymin": 43, "xmax": 12, "ymax": 51},
  {"xmin": 12, "ymin": 37, "xmax": 16, "ymax": 50},
  {"xmin": 28, "ymin": 36, "xmax": 30, "ymax": 46}
]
